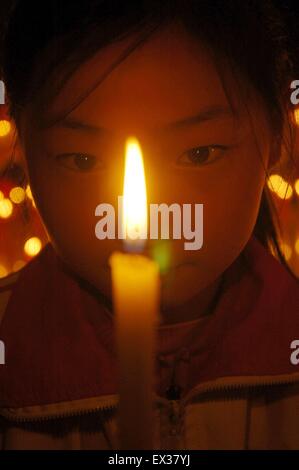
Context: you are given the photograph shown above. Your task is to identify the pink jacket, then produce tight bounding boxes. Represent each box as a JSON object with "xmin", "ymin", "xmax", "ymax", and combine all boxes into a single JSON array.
[{"xmin": 0, "ymin": 237, "xmax": 299, "ymax": 449}]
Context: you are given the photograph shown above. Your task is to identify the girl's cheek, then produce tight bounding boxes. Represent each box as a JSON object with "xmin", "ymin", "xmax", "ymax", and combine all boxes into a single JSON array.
[{"xmin": 25, "ymin": 147, "xmax": 122, "ymax": 274}]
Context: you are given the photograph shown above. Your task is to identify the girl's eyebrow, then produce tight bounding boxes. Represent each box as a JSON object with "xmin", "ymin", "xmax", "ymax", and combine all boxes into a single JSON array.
[
  {"xmin": 52, "ymin": 105, "xmax": 233, "ymax": 134},
  {"xmin": 161, "ymin": 105, "xmax": 234, "ymax": 131},
  {"xmin": 53, "ymin": 117, "xmax": 107, "ymax": 134}
]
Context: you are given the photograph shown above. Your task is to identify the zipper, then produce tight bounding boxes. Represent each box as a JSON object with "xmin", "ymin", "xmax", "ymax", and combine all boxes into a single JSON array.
[
  {"xmin": 0, "ymin": 396, "xmax": 119, "ymax": 423},
  {"xmin": 2, "ymin": 373, "xmax": 299, "ymax": 423},
  {"xmin": 181, "ymin": 373, "xmax": 299, "ymax": 407},
  {"xmin": 156, "ymin": 372, "xmax": 299, "ymax": 439}
]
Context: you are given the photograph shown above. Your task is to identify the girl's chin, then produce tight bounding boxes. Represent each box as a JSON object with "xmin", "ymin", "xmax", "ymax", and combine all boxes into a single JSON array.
[{"xmin": 160, "ymin": 266, "xmax": 204, "ymax": 306}]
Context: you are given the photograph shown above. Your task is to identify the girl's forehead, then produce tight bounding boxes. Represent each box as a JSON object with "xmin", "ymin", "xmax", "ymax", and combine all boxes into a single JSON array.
[{"xmin": 45, "ymin": 21, "xmax": 232, "ymax": 133}]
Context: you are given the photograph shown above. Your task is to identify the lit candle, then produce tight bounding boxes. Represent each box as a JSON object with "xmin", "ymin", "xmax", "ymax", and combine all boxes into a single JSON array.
[{"xmin": 109, "ymin": 137, "xmax": 160, "ymax": 450}]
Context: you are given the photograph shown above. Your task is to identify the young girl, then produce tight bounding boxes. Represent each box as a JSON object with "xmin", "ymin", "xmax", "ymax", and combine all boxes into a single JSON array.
[{"xmin": 0, "ymin": 0, "xmax": 299, "ymax": 450}]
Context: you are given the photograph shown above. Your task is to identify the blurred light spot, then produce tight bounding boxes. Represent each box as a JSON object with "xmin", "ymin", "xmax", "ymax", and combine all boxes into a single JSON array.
[
  {"xmin": 0, "ymin": 265, "xmax": 8, "ymax": 278},
  {"xmin": 281, "ymin": 185, "xmax": 293, "ymax": 200},
  {"xmin": 0, "ymin": 120, "xmax": 11, "ymax": 137},
  {"xmin": 0, "ymin": 198, "xmax": 13, "ymax": 218},
  {"xmin": 294, "ymin": 179, "xmax": 299, "ymax": 197},
  {"xmin": 294, "ymin": 108, "xmax": 299, "ymax": 126},
  {"xmin": 267, "ymin": 174, "xmax": 293, "ymax": 199},
  {"xmin": 24, "ymin": 237, "xmax": 42, "ymax": 257},
  {"xmin": 295, "ymin": 239, "xmax": 299, "ymax": 255},
  {"xmin": 9, "ymin": 186, "xmax": 25, "ymax": 204},
  {"xmin": 12, "ymin": 259, "xmax": 26, "ymax": 272},
  {"xmin": 0, "ymin": 190, "xmax": 4, "ymax": 200},
  {"xmin": 267, "ymin": 174, "xmax": 284, "ymax": 192},
  {"xmin": 281, "ymin": 242, "xmax": 292, "ymax": 261}
]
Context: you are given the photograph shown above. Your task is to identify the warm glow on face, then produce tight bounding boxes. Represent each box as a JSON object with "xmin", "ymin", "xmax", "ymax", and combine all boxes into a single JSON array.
[
  {"xmin": 267, "ymin": 174, "xmax": 293, "ymax": 200},
  {"xmin": 0, "ymin": 120, "xmax": 11, "ymax": 137},
  {"xmin": 0, "ymin": 198, "xmax": 13, "ymax": 218},
  {"xmin": 9, "ymin": 186, "xmax": 25, "ymax": 204},
  {"xmin": 24, "ymin": 237, "xmax": 42, "ymax": 257},
  {"xmin": 123, "ymin": 137, "xmax": 147, "ymax": 248}
]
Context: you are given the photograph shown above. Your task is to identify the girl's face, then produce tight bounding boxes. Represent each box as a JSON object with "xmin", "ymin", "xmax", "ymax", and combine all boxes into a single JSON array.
[{"xmin": 20, "ymin": 22, "xmax": 272, "ymax": 308}]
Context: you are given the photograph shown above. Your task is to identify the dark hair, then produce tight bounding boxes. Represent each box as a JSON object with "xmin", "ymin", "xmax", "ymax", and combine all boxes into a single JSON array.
[{"xmin": 1, "ymin": 0, "xmax": 297, "ymax": 271}]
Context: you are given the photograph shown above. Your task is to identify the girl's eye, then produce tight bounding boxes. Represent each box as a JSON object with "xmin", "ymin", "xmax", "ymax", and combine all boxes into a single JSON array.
[
  {"xmin": 177, "ymin": 145, "xmax": 227, "ymax": 167},
  {"xmin": 56, "ymin": 153, "xmax": 102, "ymax": 172}
]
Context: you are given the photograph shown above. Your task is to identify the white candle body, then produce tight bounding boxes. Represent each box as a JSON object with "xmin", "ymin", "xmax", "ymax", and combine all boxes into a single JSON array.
[{"xmin": 110, "ymin": 252, "xmax": 160, "ymax": 450}]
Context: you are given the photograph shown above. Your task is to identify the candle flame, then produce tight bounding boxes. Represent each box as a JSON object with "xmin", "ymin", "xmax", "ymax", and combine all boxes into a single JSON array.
[{"xmin": 123, "ymin": 137, "xmax": 147, "ymax": 249}]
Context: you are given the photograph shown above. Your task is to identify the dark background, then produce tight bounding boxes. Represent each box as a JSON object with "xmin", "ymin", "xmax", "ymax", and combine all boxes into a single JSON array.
[
  {"xmin": 274, "ymin": 0, "xmax": 299, "ymax": 68},
  {"xmin": 0, "ymin": 1, "xmax": 298, "ymax": 60}
]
